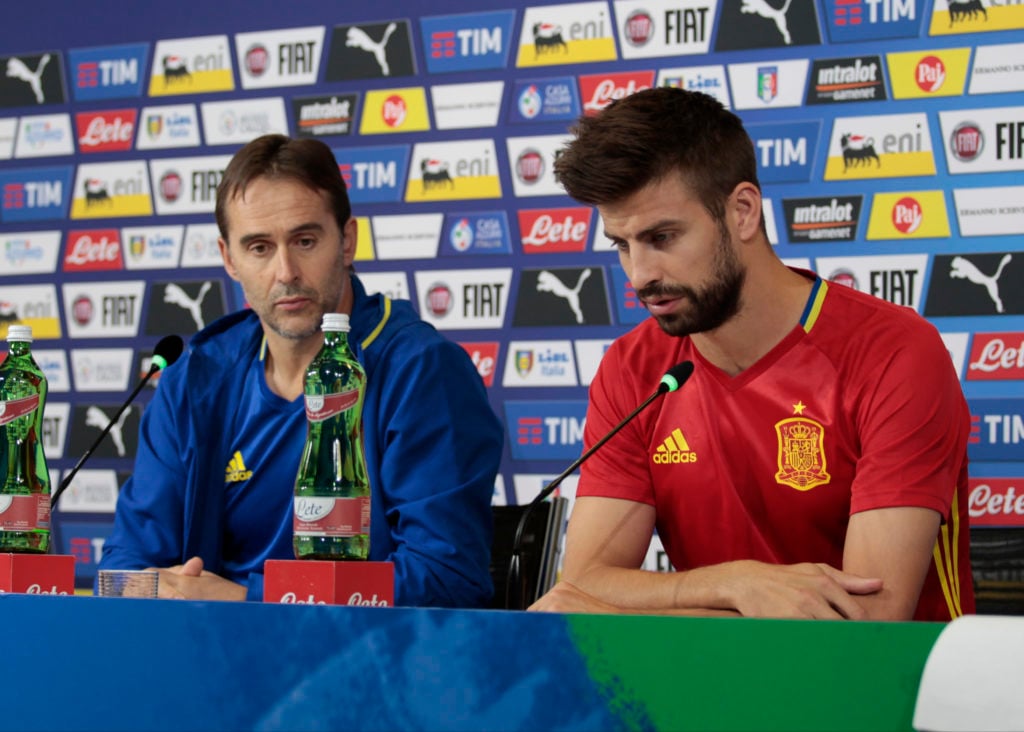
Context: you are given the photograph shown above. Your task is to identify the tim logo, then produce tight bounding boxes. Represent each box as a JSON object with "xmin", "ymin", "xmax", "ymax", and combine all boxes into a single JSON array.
[
  {"xmin": 334, "ymin": 145, "xmax": 406, "ymax": 204},
  {"xmin": 824, "ymin": 0, "xmax": 921, "ymax": 42},
  {"xmin": 68, "ymin": 45, "xmax": 147, "ymax": 101},
  {"xmin": 503, "ymin": 400, "xmax": 587, "ymax": 460},
  {"xmin": 840, "ymin": 133, "xmax": 881, "ymax": 170},
  {"xmin": 420, "ymin": 11, "xmax": 514, "ymax": 73}
]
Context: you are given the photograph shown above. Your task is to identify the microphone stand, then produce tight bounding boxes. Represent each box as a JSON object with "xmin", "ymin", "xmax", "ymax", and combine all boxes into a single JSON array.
[
  {"xmin": 505, "ymin": 386, "xmax": 669, "ymax": 610},
  {"xmin": 49, "ymin": 363, "xmax": 161, "ymax": 510}
]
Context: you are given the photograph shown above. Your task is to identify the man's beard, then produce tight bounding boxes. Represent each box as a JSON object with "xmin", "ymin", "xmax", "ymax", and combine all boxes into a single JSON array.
[{"xmin": 637, "ymin": 228, "xmax": 745, "ymax": 337}]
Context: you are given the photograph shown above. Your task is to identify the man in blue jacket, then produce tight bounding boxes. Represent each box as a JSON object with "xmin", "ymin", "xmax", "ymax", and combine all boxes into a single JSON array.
[{"xmin": 98, "ymin": 134, "xmax": 503, "ymax": 606}]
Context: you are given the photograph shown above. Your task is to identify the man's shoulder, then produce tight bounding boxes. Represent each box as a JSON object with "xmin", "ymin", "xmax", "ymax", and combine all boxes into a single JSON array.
[{"xmin": 168, "ymin": 310, "xmax": 262, "ymax": 380}]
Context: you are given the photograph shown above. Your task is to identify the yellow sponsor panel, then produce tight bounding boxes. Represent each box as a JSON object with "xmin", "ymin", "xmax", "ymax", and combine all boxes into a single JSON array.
[
  {"xmin": 354, "ymin": 216, "xmax": 375, "ymax": 261},
  {"xmin": 404, "ymin": 175, "xmax": 502, "ymax": 202},
  {"xmin": 886, "ymin": 48, "xmax": 971, "ymax": 98},
  {"xmin": 70, "ymin": 194, "xmax": 153, "ymax": 219},
  {"xmin": 867, "ymin": 191, "xmax": 951, "ymax": 240},
  {"xmin": 930, "ymin": 6, "xmax": 1024, "ymax": 35},
  {"xmin": 148, "ymin": 69, "xmax": 234, "ymax": 96},
  {"xmin": 2, "ymin": 318, "xmax": 61, "ymax": 339},
  {"xmin": 515, "ymin": 38, "xmax": 617, "ymax": 67},
  {"xmin": 360, "ymin": 88, "xmax": 431, "ymax": 135},
  {"xmin": 824, "ymin": 151, "xmax": 936, "ymax": 180}
]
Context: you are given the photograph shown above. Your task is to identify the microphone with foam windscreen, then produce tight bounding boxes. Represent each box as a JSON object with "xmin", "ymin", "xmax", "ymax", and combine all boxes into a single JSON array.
[
  {"xmin": 506, "ymin": 360, "xmax": 695, "ymax": 609},
  {"xmin": 49, "ymin": 334, "xmax": 184, "ymax": 510}
]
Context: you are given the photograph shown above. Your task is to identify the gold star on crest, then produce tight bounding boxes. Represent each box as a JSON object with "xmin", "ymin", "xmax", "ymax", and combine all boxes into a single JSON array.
[{"xmin": 793, "ymin": 401, "xmax": 806, "ymax": 415}]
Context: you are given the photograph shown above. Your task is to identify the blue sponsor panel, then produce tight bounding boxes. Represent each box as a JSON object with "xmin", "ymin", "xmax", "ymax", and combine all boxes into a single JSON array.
[
  {"xmin": 333, "ymin": 144, "xmax": 409, "ymax": 204},
  {"xmin": 969, "ymin": 399, "xmax": 1024, "ymax": 462},
  {"xmin": 68, "ymin": 43, "xmax": 148, "ymax": 101},
  {"xmin": 441, "ymin": 211, "xmax": 512, "ymax": 255},
  {"xmin": 56, "ymin": 519, "xmax": 114, "ymax": 588},
  {"xmin": 747, "ymin": 121, "xmax": 820, "ymax": 184},
  {"xmin": 509, "ymin": 76, "xmax": 581, "ymax": 124},
  {"xmin": 0, "ymin": 166, "xmax": 73, "ymax": 223},
  {"xmin": 420, "ymin": 10, "xmax": 515, "ymax": 73},
  {"xmin": 822, "ymin": 0, "xmax": 924, "ymax": 43},
  {"xmin": 504, "ymin": 400, "xmax": 587, "ymax": 461},
  {"xmin": 609, "ymin": 265, "xmax": 649, "ymax": 326}
]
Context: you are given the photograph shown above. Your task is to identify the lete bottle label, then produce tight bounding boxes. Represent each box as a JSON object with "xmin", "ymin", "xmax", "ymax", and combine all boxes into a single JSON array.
[
  {"xmin": 0, "ymin": 495, "xmax": 51, "ymax": 530},
  {"xmin": 293, "ymin": 496, "xmax": 370, "ymax": 537},
  {"xmin": 304, "ymin": 390, "xmax": 359, "ymax": 422},
  {"xmin": 0, "ymin": 395, "xmax": 39, "ymax": 426}
]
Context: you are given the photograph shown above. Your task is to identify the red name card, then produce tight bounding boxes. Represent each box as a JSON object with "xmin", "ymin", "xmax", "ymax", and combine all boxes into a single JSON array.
[
  {"xmin": 264, "ymin": 560, "xmax": 394, "ymax": 606},
  {"xmin": 0, "ymin": 554, "xmax": 75, "ymax": 595}
]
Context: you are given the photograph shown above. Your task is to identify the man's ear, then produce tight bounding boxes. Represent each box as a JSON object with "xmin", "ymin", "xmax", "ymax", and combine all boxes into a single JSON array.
[
  {"xmin": 730, "ymin": 182, "xmax": 763, "ymax": 241},
  {"xmin": 218, "ymin": 238, "xmax": 240, "ymax": 282},
  {"xmin": 341, "ymin": 217, "xmax": 358, "ymax": 266}
]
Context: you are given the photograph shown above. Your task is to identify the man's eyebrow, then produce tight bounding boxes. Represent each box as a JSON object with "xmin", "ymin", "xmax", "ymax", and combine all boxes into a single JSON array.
[{"xmin": 238, "ymin": 222, "xmax": 326, "ymax": 246}]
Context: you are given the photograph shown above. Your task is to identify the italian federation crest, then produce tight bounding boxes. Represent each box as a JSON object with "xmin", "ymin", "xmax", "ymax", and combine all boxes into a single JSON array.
[{"xmin": 774, "ymin": 417, "xmax": 830, "ymax": 491}]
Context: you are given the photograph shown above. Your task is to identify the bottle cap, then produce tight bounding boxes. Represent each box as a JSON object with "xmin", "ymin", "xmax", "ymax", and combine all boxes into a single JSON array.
[
  {"xmin": 321, "ymin": 313, "xmax": 350, "ymax": 332},
  {"xmin": 5, "ymin": 325, "xmax": 32, "ymax": 343}
]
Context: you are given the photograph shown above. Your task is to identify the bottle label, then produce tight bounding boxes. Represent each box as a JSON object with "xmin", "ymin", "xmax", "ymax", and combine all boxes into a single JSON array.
[
  {"xmin": 293, "ymin": 496, "xmax": 370, "ymax": 537},
  {"xmin": 0, "ymin": 494, "xmax": 51, "ymax": 530},
  {"xmin": 304, "ymin": 390, "xmax": 359, "ymax": 423},
  {"xmin": 0, "ymin": 395, "xmax": 39, "ymax": 426}
]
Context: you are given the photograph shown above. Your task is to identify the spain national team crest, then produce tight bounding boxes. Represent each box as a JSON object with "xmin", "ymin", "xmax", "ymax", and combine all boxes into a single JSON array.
[
  {"xmin": 515, "ymin": 349, "xmax": 534, "ymax": 378},
  {"xmin": 774, "ymin": 417, "xmax": 830, "ymax": 491}
]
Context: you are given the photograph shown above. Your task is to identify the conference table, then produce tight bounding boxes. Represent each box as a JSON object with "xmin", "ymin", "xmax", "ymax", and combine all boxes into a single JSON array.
[{"xmin": 0, "ymin": 594, "xmax": 951, "ymax": 731}]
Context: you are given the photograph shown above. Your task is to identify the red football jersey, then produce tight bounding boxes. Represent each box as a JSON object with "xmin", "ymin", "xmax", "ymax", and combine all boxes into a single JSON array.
[{"xmin": 581, "ymin": 275, "xmax": 974, "ymax": 621}]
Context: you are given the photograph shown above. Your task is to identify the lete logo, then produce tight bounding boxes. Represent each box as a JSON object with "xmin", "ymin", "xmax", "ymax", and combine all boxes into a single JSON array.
[
  {"xmin": 519, "ymin": 207, "xmax": 591, "ymax": 253},
  {"xmin": 969, "ymin": 480, "xmax": 1024, "ymax": 527},
  {"xmin": 968, "ymin": 333, "xmax": 1024, "ymax": 381}
]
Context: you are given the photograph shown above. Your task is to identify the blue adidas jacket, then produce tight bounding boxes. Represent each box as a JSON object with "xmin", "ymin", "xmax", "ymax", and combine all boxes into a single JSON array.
[{"xmin": 99, "ymin": 276, "xmax": 502, "ymax": 606}]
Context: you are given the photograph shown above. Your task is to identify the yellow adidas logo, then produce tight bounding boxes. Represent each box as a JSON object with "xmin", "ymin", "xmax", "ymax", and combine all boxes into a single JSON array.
[
  {"xmin": 225, "ymin": 450, "xmax": 253, "ymax": 483},
  {"xmin": 652, "ymin": 428, "xmax": 697, "ymax": 465}
]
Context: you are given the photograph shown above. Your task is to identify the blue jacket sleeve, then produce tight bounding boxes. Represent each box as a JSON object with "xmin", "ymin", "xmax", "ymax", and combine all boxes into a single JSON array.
[{"xmin": 368, "ymin": 334, "xmax": 502, "ymax": 608}]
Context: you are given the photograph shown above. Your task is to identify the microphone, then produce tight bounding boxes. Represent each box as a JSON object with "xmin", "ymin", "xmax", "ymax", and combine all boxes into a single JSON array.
[
  {"xmin": 49, "ymin": 334, "xmax": 184, "ymax": 510},
  {"xmin": 506, "ymin": 360, "xmax": 695, "ymax": 610}
]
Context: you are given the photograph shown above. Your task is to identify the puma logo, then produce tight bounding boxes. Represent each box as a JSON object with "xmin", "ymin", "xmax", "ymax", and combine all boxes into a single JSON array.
[
  {"xmin": 740, "ymin": 0, "xmax": 794, "ymax": 45},
  {"xmin": 950, "ymin": 254, "xmax": 1012, "ymax": 313},
  {"xmin": 536, "ymin": 269, "xmax": 592, "ymax": 324},
  {"xmin": 85, "ymin": 405, "xmax": 132, "ymax": 457},
  {"xmin": 6, "ymin": 55, "xmax": 50, "ymax": 104},
  {"xmin": 164, "ymin": 282, "xmax": 212, "ymax": 330},
  {"xmin": 346, "ymin": 24, "xmax": 398, "ymax": 76}
]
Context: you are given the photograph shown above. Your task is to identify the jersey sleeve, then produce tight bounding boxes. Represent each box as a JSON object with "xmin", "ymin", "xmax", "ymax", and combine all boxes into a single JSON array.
[{"xmin": 847, "ymin": 317, "xmax": 969, "ymax": 517}]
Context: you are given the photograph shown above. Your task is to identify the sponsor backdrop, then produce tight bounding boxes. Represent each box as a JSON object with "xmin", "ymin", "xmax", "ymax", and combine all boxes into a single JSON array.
[{"xmin": 1, "ymin": 0, "xmax": 1022, "ymax": 590}]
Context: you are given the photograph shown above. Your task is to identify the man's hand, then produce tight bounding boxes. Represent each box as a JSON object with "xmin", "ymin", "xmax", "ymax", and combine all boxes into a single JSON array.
[
  {"xmin": 150, "ymin": 557, "xmax": 247, "ymax": 602},
  {"xmin": 711, "ymin": 560, "xmax": 882, "ymax": 619},
  {"xmin": 529, "ymin": 580, "xmax": 623, "ymax": 614}
]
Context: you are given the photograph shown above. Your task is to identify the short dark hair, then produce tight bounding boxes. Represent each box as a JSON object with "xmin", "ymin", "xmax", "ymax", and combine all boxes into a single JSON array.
[
  {"xmin": 215, "ymin": 134, "xmax": 351, "ymax": 240},
  {"xmin": 553, "ymin": 87, "xmax": 760, "ymax": 223}
]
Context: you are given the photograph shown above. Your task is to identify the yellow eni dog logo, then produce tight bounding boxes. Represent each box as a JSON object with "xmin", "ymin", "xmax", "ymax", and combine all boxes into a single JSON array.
[{"xmin": 774, "ymin": 417, "xmax": 830, "ymax": 491}]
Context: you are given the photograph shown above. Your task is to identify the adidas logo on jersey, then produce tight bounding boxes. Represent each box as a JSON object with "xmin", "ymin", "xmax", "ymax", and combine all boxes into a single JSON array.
[
  {"xmin": 225, "ymin": 450, "xmax": 254, "ymax": 483},
  {"xmin": 652, "ymin": 428, "xmax": 697, "ymax": 464}
]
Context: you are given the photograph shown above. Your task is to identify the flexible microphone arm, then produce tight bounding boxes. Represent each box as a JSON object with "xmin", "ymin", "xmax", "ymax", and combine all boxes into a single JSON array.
[
  {"xmin": 50, "ymin": 335, "xmax": 184, "ymax": 510},
  {"xmin": 506, "ymin": 360, "xmax": 695, "ymax": 609}
]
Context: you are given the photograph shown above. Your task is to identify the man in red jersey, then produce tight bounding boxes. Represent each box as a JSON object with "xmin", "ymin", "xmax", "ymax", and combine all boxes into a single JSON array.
[{"xmin": 530, "ymin": 87, "xmax": 973, "ymax": 621}]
